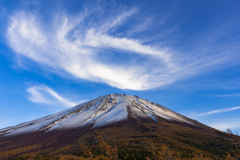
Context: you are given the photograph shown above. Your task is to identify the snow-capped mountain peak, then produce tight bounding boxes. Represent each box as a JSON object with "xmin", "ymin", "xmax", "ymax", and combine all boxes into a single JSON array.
[{"xmin": 0, "ymin": 94, "xmax": 197, "ymax": 136}]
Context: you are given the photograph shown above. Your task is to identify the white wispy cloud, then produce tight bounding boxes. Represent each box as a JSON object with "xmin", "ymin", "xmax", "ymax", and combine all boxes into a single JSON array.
[
  {"xmin": 198, "ymin": 106, "xmax": 240, "ymax": 116},
  {"xmin": 27, "ymin": 85, "xmax": 77, "ymax": 107},
  {"xmin": 6, "ymin": 8, "xmax": 237, "ymax": 90},
  {"xmin": 215, "ymin": 93, "xmax": 240, "ymax": 97},
  {"xmin": 208, "ymin": 119, "xmax": 240, "ymax": 131}
]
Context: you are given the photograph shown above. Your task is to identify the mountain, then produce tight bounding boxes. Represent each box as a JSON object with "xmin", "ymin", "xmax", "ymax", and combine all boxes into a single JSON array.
[
  {"xmin": 0, "ymin": 94, "xmax": 199, "ymax": 136},
  {"xmin": 0, "ymin": 94, "xmax": 239, "ymax": 160}
]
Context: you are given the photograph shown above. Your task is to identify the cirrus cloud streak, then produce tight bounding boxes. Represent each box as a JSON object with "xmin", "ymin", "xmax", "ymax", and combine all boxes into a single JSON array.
[
  {"xmin": 198, "ymin": 106, "xmax": 240, "ymax": 116},
  {"xmin": 27, "ymin": 85, "xmax": 77, "ymax": 107},
  {"xmin": 6, "ymin": 8, "xmax": 237, "ymax": 90}
]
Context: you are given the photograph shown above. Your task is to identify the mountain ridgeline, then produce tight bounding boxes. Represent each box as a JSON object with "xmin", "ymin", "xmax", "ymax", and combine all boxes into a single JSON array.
[{"xmin": 0, "ymin": 94, "xmax": 239, "ymax": 160}]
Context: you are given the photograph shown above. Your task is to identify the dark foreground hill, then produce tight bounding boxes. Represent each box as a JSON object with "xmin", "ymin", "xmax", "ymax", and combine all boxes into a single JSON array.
[{"xmin": 0, "ymin": 94, "xmax": 239, "ymax": 160}]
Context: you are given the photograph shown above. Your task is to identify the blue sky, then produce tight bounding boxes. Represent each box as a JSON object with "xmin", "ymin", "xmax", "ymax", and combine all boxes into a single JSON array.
[{"xmin": 0, "ymin": 0, "xmax": 240, "ymax": 133}]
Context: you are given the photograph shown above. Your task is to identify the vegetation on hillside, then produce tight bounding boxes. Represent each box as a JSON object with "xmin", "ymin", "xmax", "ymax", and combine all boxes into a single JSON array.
[{"xmin": 0, "ymin": 121, "xmax": 239, "ymax": 160}]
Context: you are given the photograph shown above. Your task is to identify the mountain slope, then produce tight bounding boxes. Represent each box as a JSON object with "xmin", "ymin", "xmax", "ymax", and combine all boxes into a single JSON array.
[
  {"xmin": 0, "ymin": 94, "xmax": 199, "ymax": 136},
  {"xmin": 0, "ymin": 94, "xmax": 239, "ymax": 160}
]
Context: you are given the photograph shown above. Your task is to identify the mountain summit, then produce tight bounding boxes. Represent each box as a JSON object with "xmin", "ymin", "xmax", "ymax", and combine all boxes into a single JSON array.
[
  {"xmin": 0, "ymin": 94, "xmax": 198, "ymax": 136},
  {"xmin": 0, "ymin": 94, "xmax": 239, "ymax": 159}
]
